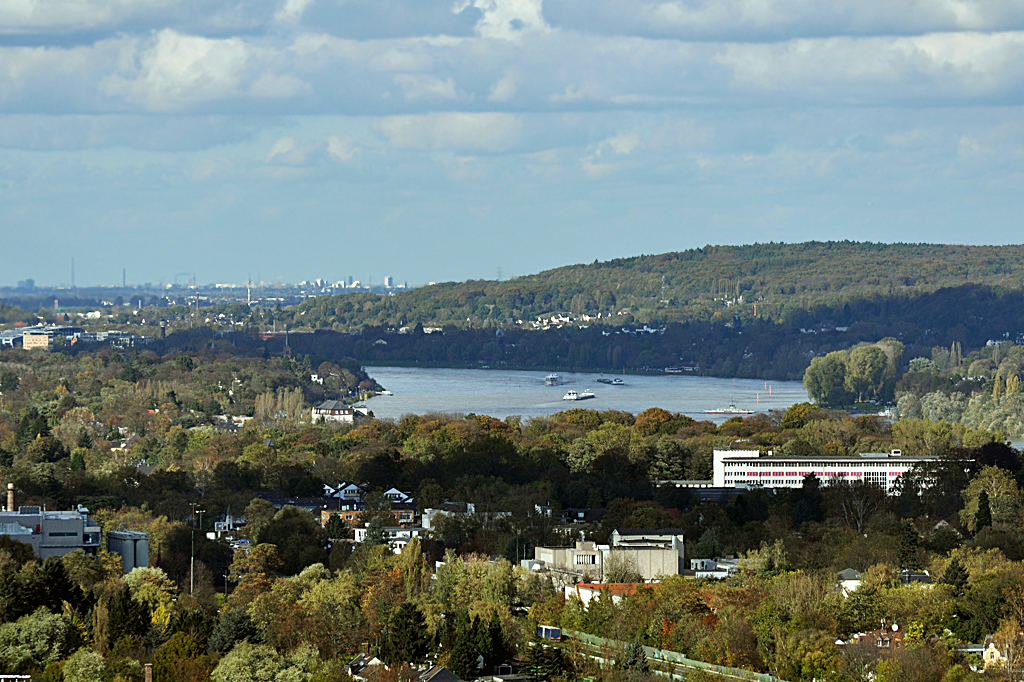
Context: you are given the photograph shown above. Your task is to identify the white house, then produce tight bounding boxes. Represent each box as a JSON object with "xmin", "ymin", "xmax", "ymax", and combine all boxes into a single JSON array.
[
  {"xmin": 353, "ymin": 525, "xmax": 422, "ymax": 553},
  {"xmin": 312, "ymin": 400, "xmax": 355, "ymax": 424}
]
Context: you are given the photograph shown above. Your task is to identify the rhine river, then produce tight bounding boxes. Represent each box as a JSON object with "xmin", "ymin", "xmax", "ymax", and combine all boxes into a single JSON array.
[{"xmin": 364, "ymin": 366, "xmax": 808, "ymax": 422}]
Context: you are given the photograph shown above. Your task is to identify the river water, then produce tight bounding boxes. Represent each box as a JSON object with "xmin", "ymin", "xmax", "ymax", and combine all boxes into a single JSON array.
[{"xmin": 363, "ymin": 366, "xmax": 808, "ymax": 422}]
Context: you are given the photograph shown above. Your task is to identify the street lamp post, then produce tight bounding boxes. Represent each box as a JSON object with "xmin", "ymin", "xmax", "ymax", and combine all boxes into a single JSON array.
[{"xmin": 189, "ymin": 503, "xmax": 205, "ymax": 595}]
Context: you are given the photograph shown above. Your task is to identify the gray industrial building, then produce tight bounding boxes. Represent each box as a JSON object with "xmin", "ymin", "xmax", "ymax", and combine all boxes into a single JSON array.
[
  {"xmin": 0, "ymin": 485, "xmax": 148, "ymax": 572},
  {"xmin": 0, "ymin": 487, "xmax": 102, "ymax": 559}
]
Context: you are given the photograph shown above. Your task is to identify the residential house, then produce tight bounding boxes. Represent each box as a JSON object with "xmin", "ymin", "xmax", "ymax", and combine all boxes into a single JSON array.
[
  {"xmin": 900, "ymin": 570, "xmax": 934, "ymax": 586},
  {"xmin": 311, "ymin": 400, "xmax": 356, "ymax": 424},
  {"xmin": 845, "ymin": 626, "xmax": 905, "ymax": 652},
  {"xmin": 346, "ymin": 654, "xmax": 383, "ymax": 679},
  {"xmin": 837, "ymin": 568, "xmax": 863, "ymax": 596},
  {"xmin": 353, "ymin": 525, "xmax": 422, "ymax": 553},
  {"xmin": 421, "ymin": 501, "xmax": 509, "ymax": 531},
  {"xmin": 689, "ymin": 558, "xmax": 739, "ymax": 579}
]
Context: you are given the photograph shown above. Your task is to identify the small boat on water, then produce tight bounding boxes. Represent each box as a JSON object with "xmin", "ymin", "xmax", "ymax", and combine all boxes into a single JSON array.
[
  {"xmin": 563, "ymin": 389, "xmax": 595, "ymax": 401},
  {"xmin": 611, "ymin": 378, "xmax": 624, "ymax": 386},
  {"xmin": 596, "ymin": 378, "xmax": 613, "ymax": 385},
  {"xmin": 379, "ymin": 390, "xmax": 393, "ymax": 396},
  {"xmin": 703, "ymin": 403, "xmax": 753, "ymax": 415},
  {"xmin": 545, "ymin": 373, "xmax": 562, "ymax": 386}
]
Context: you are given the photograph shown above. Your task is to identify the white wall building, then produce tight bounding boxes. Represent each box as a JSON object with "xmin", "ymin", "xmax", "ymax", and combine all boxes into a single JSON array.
[
  {"xmin": 311, "ymin": 400, "xmax": 355, "ymax": 424},
  {"xmin": 713, "ymin": 449, "xmax": 937, "ymax": 492}
]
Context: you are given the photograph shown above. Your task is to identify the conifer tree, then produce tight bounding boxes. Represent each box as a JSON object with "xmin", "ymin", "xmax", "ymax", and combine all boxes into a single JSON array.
[
  {"xmin": 939, "ymin": 557, "xmax": 969, "ymax": 596},
  {"xmin": 975, "ymin": 491, "xmax": 993, "ymax": 531},
  {"xmin": 387, "ymin": 601, "xmax": 430, "ymax": 664},
  {"xmin": 448, "ymin": 612, "xmax": 479, "ymax": 680},
  {"xmin": 620, "ymin": 640, "xmax": 650, "ymax": 674},
  {"xmin": 897, "ymin": 520, "xmax": 923, "ymax": 570},
  {"xmin": 106, "ymin": 584, "xmax": 150, "ymax": 650}
]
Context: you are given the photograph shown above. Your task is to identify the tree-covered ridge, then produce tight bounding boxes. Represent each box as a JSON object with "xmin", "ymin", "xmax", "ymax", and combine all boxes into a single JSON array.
[{"xmin": 282, "ymin": 242, "xmax": 1024, "ymax": 330}]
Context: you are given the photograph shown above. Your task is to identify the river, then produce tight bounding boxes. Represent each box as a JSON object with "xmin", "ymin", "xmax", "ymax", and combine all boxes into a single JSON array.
[{"xmin": 363, "ymin": 366, "xmax": 808, "ymax": 422}]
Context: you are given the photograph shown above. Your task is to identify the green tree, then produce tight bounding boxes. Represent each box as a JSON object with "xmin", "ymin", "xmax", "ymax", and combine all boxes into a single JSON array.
[
  {"xmin": 209, "ymin": 608, "xmax": 262, "ymax": 655},
  {"xmin": 257, "ymin": 505, "xmax": 328, "ymax": 575},
  {"xmin": 0, "ymin": 609, "xmax": 81, "ymax": 672},
  {"xmin": 107, "ymin": 583, "xmax": 151, "ymax": 649},
  {"xmin": 386, "ymin": 602, "xmax": 429, "ymax": 664},
  {"xmin": 324, "ymin": 515, "xmax": 349, "ymax": 541},
  {"xmin": 153, "ymin": 632, "xmax": 205, "ymax": 682},
  {"xmin": 845, "ymin": 345, "xmax": 888, "ymax": 402},
  {"xmin": 620, "ymin": 640, "xmax": 651, "ymax": 674},
  {"xmin": 897, "ymin": 520, "xmax": 923, "ymax": 570},
  {"xmin": 448, "ymin": 613, "xmax": 480, "ymax": 679},
  {"xmin": 61, "ymin": 649, "xmax": 107, "ymax": 682},
  {"xmin": 242, "ymin": 498, "xmax": 278, "ymax": 541},
  {"xmin": 975, "ymin": 491, "xmax": 993, "ymax": 532},
  {"xmin": 939, "ymin": 557, "xmax": 969, "ymax": 595},
  {"xmin": 803, "ymin": 352, "xmax": 848, "ymax": 406},
  {"xmin": 960, "ymin": 466, "xmax": 1021, "ymax": 533}
]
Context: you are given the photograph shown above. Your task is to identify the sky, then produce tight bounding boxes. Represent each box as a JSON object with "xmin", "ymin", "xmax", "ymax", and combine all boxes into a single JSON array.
[{"xmin": 1, "ymin": 0, "xmax": 1023, "ymax": 288}]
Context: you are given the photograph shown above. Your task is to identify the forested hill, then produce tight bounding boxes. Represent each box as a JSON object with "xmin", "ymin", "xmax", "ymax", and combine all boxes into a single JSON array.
[{"xmin": 283, "ymin": 242, "xmax": 1024, "ymax": 330}]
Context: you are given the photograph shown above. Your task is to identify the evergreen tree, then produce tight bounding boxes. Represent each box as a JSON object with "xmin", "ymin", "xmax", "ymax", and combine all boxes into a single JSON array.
[
  {"xmin": 939, "ymin": 557, "xmax": 969, "ymax": 596},
  {"xmin": 363, "ymin": 514, "xmax": 389, "ymax": 548},
  {"xmin": 620, "ymin": 640, "xmax": 650, "ymax": 674},
  {"xmin": 40, "ymin": 557, "xmax": 81, "ymax": 613},
  {"xmin": 152, "ymin": 632, "xmax": 203, "ymax": 682},
  {"xmin": 975, "ymin": 491, "xmax": 993, "ymax": 531},
  {"xmin": 897, "ymin": 520, "xmax": 923, "ymax": 570},
  {"xmin": 527, "ymin": 638, "xmax": 568, "ymax": 682},
  {"xmin": 107, "ymin": 584, "xmax": 150, "ymax": 649},
  {"xmin": 448, "ymin": 613, "xmax": 479, "ymax": 680},
  {"xmin": 324, "ymin": 515, "xmax": 349, "ymax": 542},
  {"xmin": 387, "ymin": 602, "xmax": 429, "ymax": 664},
  {"xmin": 473, "ymin": 616, "xmax": 492, "ymax": 669},
  {"xmin": 208, "ymin": 608, "xmax": 262, "ymax": 655},
  {"xmin": 485, "ymin": 611, "xmax": 509, "ymax": 667}
]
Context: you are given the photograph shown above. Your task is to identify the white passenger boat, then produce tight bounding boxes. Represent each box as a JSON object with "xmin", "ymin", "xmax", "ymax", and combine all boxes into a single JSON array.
[
  {"xmin": 563, "ymin": 389, "xmax": 595, "ymax": 401},
  {"xmin": 545, "ymin": 373, "xmax": 561, "ymax": 386}
]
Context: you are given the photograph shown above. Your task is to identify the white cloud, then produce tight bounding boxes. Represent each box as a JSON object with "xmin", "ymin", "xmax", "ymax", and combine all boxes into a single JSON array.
[
  {"xmin": 713, "ymin": 31, "xmax": 1024, "ymax": 100},
  {"xmin": 546, "ymin": 0, "xmax": 1024, "ymax": 40},
  {"xmin": 488, "ymin": 70, "xmax": 517, "ymax": 101},
  {"xmin": 274, "ymin": 0, "xmax": 313, "ymax": 24},
  {"xmin": 327, "ymin": 135, "xmax": 360, "ymax": 160},
  {"xmin": 454, "ymin": 0, "xmax": 550, "ymax": 42},
  {"xmin": 249, "ymin": 73, "xmax": 310, "ymax": 97},
  {"xmin": 373, "ymin": 112, "xmax": 523, "ymax": 151},
  {"xmin": 393, "ymin": 73, "xmax": 458, "ymax": 99},
  {"xmin": 101, "ymin": 30, "xmax": 250, "ymax": 110},
  {"xmin": 605, "ymin": 132, "xmax": 641, "ymax": 154}
]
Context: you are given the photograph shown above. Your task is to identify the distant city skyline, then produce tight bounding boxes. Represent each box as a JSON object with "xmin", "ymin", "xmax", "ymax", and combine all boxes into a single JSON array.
[{"xmin": 1, "ymin": 1, "xmax": 1023, "ymax": 287}]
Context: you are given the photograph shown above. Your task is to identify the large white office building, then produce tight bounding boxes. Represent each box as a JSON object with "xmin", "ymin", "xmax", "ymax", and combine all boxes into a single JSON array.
[{"xmin": 713, "ymin": 449, "xmax": 937, "ymax": 492}]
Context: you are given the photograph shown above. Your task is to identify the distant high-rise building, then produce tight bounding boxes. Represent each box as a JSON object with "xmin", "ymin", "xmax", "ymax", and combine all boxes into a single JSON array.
[
  {"xmin": 346, "ymin": 276, "xmax": 353, "ymax": 287},
  {"xmin": 384, "ymin": 276, "xmax": 394, "ymax": 288}
]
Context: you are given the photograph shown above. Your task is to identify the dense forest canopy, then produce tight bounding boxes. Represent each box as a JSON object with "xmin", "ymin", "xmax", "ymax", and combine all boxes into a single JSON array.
[
  {"xmin": 3, "ymin": 344, "xmax": 1024, "ymax": 682},
  {"xmin": 279, "ymin": 242, "xmax": 1024, "ymax": 330}
]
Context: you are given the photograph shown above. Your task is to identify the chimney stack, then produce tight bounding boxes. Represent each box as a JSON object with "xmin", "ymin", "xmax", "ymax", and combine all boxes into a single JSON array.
[{"xmin": 6, "ymin": 483, "xmax": 14, "ymax": 512}]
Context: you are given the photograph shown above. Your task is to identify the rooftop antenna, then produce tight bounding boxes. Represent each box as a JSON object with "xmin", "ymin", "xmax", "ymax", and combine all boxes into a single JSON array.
[
  {"xmin": 71, "ymin": 258, "xmax": 75, "ymax": 289},
  {"xmin": 123, "ymin": 268, "xmax": 126, "ymax": 288},
  {"xmin": 497, "ymin": 267, "xmax": 502, "ymax": 281}
]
